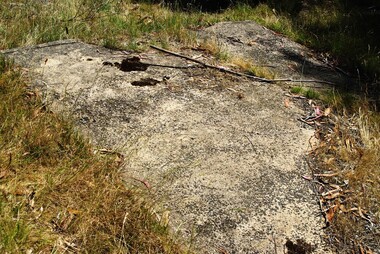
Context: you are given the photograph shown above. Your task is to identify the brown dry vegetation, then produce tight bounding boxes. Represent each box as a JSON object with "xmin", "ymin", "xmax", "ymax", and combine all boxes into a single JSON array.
[
  {"xmin": 0, "ymin": 56, "xmax": 185, "ymax": 253},
  {"xmin": 307, "ymin": 103, "xmax": 380, "ymax": 253}
]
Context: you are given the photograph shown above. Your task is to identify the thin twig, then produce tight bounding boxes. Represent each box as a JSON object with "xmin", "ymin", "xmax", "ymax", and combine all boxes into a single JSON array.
[
  {"xmin": 285, "ymin": 93, "xmax": 307, "ymax": 99},
  {"xmin": 272, "ymin": 232, "xmax": 278, "ymax": 254},
  {"xmin": 147, "ymin": 63, "xmax": 204, "ymax": 69},
  {"xmin": 244, "ymin": 135, "xmax": 256, "ymax": 151},
  {"xmin": 150, "ymin": 45, "xmax": 273, "ymax": 82},
  {"xmin": 1, "ymin": 40, "xmax": 78, "ymax": 54},
  {"xmin": 298, "ymin": 118, "xmax": 316, "ymax": 126},
  {"xmin": 150, "ymin": 45, "xmax": 336, "ymax": 85}
]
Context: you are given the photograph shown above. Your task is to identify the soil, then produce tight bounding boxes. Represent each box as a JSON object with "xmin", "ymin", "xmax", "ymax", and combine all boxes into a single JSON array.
[{"xmin": 1, "ymin": 21, "xmax": 350, "ymax": 253}]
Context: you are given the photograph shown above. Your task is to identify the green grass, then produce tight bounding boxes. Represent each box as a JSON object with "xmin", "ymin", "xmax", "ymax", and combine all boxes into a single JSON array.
[
  {"xmin": 321, "ymin": 89, "xmax": 359, "ymax": 111},
  {"xmin": 0, "ymin": 0, "xmax": 206, "ymax": 50},
  {"xmin": 290, "ymin": 86, "xmax": 320, "ymax": 99},
  {"xmin": 294, "ymin": 2, "xmax": 379, "ymax": 82},
  {"xmin": 0, "ymin": 201, "xmax": 30, "ymax": 253}
]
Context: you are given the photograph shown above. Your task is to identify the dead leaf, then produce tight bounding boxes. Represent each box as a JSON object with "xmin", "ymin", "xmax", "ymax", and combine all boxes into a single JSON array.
[
  {"xmin": 322, "ymin": 188, "xmax": 342, "ymax": 199},
  {"xmin": 131, "ymin": 177, "xmax": 151, "ymax": 189},
  {"xmin": 284, "ymin": 98, "xmax": 290, "ymax": 108},
  {"xmin": 32, "ymin": 108, "xmax": 41, "ymax": 118},
  {"xmin": 314, "ymin": 106, "xmax": 322, "ymax": 116},
  {"xmin": 302, "ymin": 175, "xmax": 312, "ymax": 181},
  {"xmin": 324, "ymin": 107, "xmax": 331, "ymax": 116},
  {"xmin": 217, "ymin": 247, "xmax": 229, "ymax": 254},
  {"xmin": 314, "ymin": 172, "xmax": 339, "ymax": 177},
  {"xmin": 358, "ymin": 207, "xmax": 371, "ymax": 222},
  {"xmin": 68, "ymin": 208, "xmax": 81, "ymax": 215},
  {"xmin": 60, "ymin": 214, "xmax": 75, "ymax": 231},
  {"xmin": 366, "ymin": 249, "xmax": 375, "ymax": 254},
  {"xmin": 0, "ymin": 170, "xmax": 8, "ymax": 179},
  {"xmin": 159, "ymin": 211, "xmax": 170, "ymax": 227},
  {"xmin": 326, "ymin": 207, "xmax": 336, "ymax": 222},
  {"xmin": 327, "ymin": 192, "xmax": 341, "ymax": 200},
  {"xmin": 359, "ymin": 244, "xmax": 365, "ymax": 254},
  {"xmin": 329, "ymin": 184, "xmax": 342, "ymax": 190},
  {"xmin": 14, "ymin": 188, "xmax": 27, "ymax": 196},
  {"xmin": 115, "ymin": 154, "xmax": 124, "ymax": 166},
  {"xmin": 324, "ymin": 157, "xmax": 335, "ymax": 165}
]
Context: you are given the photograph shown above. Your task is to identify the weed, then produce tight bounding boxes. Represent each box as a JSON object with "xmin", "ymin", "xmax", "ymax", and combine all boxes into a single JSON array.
[
  {"xmin": 321, "ymin": 90, "xmax": 359, "ymax": 111},
  {"xmin": 290, "ymin": 86, "xmax": 320, "ymax": 99},
  {"xmin": 0, "ymin": 199, "xmax": 30, "ymax": 252},
  {"xmin": 304, "ymin": 89, "xmax": 320, "ymax": 100},
  {"xmin": 290, "ymin": 86, "xmax": 302, "ymax": 94}
]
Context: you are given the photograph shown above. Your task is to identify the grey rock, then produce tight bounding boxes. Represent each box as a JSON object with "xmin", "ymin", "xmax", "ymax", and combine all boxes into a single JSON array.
[{"xmin": 1, "ymin": 22, "xmax": 337, "ymax": 254}]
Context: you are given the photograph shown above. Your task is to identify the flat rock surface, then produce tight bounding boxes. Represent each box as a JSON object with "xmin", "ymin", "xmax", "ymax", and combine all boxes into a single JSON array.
[
  {"xmin": 1, "ymin": 21, "xmax": 341, "ymax": 253},
  {"xmin": 198, "ymin": 21, "xmax": 352, "ymax": 87}
]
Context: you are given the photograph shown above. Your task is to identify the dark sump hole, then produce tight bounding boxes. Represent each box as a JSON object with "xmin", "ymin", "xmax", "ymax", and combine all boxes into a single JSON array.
[
  {"xmin": 102, "ymin": 61, "xmax": 113, "ymax": 66},
  {"xmin": 102, "ymin": 56, "xmax": 148, "ymax": 72},
  {"xmin": 131, "ymin": 78, "xmax": 160, "ymax": 87},
  {"xmin": 285, "ymin": 239, "xmax": 316, "ymax": 254}
]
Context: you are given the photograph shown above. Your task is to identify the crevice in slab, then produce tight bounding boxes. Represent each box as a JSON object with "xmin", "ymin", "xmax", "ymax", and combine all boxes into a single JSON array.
[
  {"xmin": 131, "ymin": 78, "xmax": 160, "ymax": 87},
  {"xmin": 102, "ymin": 56, "xmax": 149, "ymax": 72}
]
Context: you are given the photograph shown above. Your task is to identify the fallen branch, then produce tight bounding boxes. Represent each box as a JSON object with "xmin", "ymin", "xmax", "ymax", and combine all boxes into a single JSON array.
[
  {"xmin": 150, "ymin": 45, "xmax": 335, "ymax": 85},
  {"xmin": 314, "ymin": 172, "xmax": 339, "ymax": 177}
]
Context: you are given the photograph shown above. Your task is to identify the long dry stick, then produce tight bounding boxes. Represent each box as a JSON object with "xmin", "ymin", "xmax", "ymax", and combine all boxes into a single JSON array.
[{"xmin": 150, "ymin": 45, "xmax": 336, "ymax": 85}]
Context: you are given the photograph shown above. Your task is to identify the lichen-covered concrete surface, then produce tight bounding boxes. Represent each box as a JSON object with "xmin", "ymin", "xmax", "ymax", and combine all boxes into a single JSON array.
[{"xmin": 1, "ymin": 21, "xmax": 346, "ymax": 253}]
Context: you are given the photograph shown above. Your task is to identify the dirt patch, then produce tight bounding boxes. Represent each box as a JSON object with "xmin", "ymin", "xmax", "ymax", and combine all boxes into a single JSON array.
[{"xmin": 0, "ymin": 21, "xmax": 342, "ymax": 253}]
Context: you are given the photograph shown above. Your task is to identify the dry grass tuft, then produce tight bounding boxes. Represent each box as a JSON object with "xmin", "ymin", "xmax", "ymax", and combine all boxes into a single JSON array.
[
  {"xmin": 197, "ymin": 38, "xmax": 230, "ymax": 62},
  {"xmin": 230, "ymin": 56, "xmax": 275, "ymax": 79},
  {"xmin": 0, "ymin": 57, "xmax": 186, "ymax": 253}
]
